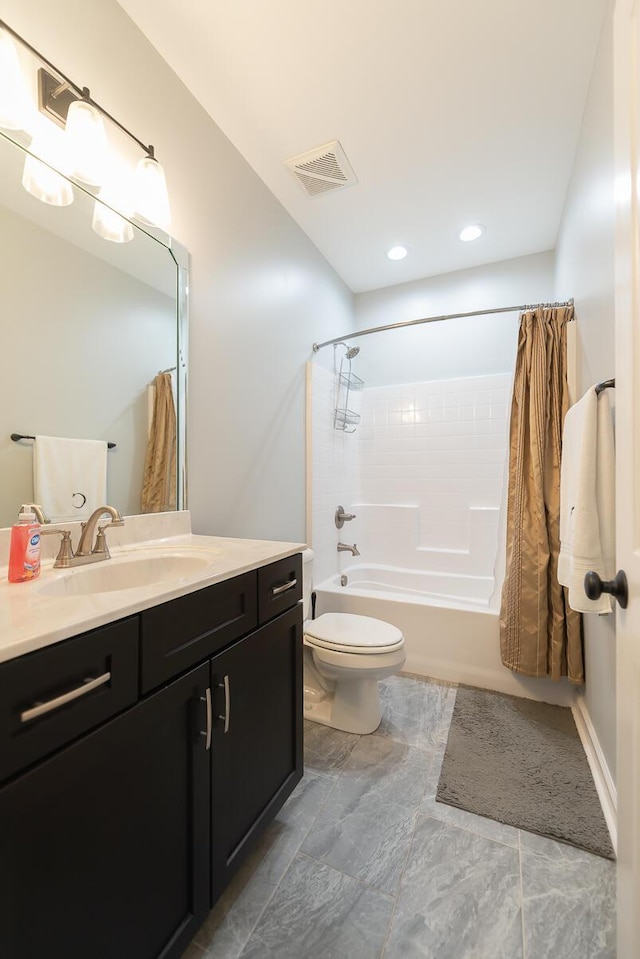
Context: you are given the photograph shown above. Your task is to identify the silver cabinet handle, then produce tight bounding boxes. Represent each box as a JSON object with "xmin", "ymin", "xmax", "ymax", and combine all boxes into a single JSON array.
[
  {"xmin": 20, "ymin": 672, "xmax": 111, "ymax": 724},
  {"xmin": 217, "ymin": 675, "xmax": 230, "ymax": 733},
  {"xmin": 200, "ymin": 687, "xmax": 212, "ymax": 750},
  {"xmin": 272, "ymin": 578, "xmax": 297, "ymax": 597}
]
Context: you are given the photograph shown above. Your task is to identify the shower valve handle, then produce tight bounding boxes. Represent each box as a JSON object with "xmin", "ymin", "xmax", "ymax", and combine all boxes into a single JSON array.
[{"xmin": 335, "ymin": 506, "xmax": 356, "ymax": 529}]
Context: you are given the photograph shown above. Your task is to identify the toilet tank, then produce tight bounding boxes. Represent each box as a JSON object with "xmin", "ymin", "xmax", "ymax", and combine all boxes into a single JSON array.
[{"xmin": 302, "ymin": 548, "xmax": 314, "ymax": 620}]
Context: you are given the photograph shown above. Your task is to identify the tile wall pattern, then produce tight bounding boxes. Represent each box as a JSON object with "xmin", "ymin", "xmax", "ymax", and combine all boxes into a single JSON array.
[
  {"xmin": 310, "ymin": 363, "xmax": 512, "ymax": 584},
  {"xmin": 187, "ymin": 674, "xmax": 616, "ymax": 959}
]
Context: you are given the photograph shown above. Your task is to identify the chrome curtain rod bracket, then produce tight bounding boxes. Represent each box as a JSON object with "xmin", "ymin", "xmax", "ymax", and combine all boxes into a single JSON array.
[{"xmin": 312, "ymin": 298, "xmax": 575, "ymax": 352}]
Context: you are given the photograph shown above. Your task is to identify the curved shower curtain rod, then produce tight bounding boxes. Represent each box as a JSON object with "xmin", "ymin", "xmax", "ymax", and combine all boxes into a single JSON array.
[{"xmin": 312, "ymin": 298, "xmax": 575, "ymax": 352}]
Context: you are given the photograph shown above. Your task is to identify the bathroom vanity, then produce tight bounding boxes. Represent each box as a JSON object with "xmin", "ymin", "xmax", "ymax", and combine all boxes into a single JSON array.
[{"xmin": 0, "ymin": 528, "xmax": 303, "ymax": 959}]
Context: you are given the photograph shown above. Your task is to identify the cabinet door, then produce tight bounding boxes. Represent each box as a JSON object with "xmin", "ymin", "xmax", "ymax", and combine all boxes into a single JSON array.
[
  {"xmin": 211, "ymin": 604, "xmax": 303, "ymax": 902},
  {"xmin": 0, "ymin": 663, "xmax": 210, "ymax": 959}
]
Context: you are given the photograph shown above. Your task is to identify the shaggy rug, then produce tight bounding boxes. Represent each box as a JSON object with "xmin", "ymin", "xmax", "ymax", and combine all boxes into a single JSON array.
[{"xmin": 436, "ymin": 687, "xmax": 614, "ymax": 860}]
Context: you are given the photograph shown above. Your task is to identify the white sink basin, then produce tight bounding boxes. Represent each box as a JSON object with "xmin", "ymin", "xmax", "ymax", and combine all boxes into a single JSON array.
[{"xmin": 38, "ymin": 550, "xmax": 217, "ymax": 597}]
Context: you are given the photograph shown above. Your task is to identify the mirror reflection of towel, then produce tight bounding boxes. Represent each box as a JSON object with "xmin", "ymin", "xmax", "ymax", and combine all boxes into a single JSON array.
[
  {"xmin": 141, "ymin": 372, "xmax": 176, "ymax": 513},
  {"xmin": 34, "ymin": 435, "xmax": 108, "ymax": 523}
]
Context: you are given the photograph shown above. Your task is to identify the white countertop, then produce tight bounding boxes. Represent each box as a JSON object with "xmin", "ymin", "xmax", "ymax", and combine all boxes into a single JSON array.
[{"xmin": 0, "ymin": 514, "xmax": 305, "ymax": 664}]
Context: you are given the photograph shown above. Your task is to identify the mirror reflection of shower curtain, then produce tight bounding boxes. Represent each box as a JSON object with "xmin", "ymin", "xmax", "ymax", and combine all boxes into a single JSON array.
[
  {"xmin": 499, "ymin": 305, "xmax": 583, "ymax": 683},
  {"xmin": 141, "ymin": 372, "xmax": 177, "ymax": 513}
]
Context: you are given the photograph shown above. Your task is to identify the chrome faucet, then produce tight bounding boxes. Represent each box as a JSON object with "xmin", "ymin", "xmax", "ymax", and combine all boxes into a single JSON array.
[
  {"xmin": 75, "ymin": 505, "xmax": 125, "ymax": 559},
  {"xmin": 40, "ymin": 506, "xmax": 125, "ymax": 569},
  {"xmin": 337, "ymin": 542, "xmax": 360, "ymax": 556}
]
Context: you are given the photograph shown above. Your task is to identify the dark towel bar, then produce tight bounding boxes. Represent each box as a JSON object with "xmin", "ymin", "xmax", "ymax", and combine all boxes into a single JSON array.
[
  {"xmin": 595, "ymin": 378, "xmax": 615, "ymax": 395},
  {"xmin": 11, "ymin": 433, "xmax": 116, "ymax": 449}
]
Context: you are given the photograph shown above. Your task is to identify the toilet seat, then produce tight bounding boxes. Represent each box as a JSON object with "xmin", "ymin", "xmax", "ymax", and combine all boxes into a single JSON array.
[{"xmin": 304, "ymin": 612, "xmax": 404, "ymax": 655}]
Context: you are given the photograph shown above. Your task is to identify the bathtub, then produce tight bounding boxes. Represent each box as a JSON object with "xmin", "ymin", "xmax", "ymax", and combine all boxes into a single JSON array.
[{"xmin": 313, "ymin": 563, "xmax": 575, "ymax": 706}]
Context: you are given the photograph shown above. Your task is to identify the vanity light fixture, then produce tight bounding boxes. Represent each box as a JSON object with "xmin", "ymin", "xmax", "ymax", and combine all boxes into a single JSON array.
[
  {"xmin": 22, "ymin": 119, "xmax": 74, "ymax": 206},
  {"xmin": 459, "ymin": 224, "xmax": 484, "ymax": 242},
  {"xmin": 387, "ymin": 245, "xmax": 408, "ymax": 261},
  {"xmin": 92, "ymin": 161, "xmax": 135, "ymax": 243},
  {"xmin": 64, "ymin": 96, "xmax": 108, "ymax": 187},
  {"xmin": 0, "ymin": 28, "xmax": 33, "ymax": 131},
  {"xmin": 0, "ymin": 19, "xmax": 172, "ymax": 232}
]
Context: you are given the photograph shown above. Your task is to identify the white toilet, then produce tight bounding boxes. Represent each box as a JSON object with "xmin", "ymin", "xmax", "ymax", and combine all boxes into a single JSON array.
[{"xmin": 302, "ymin": 551, "xmax": 406, "ymax": 734}]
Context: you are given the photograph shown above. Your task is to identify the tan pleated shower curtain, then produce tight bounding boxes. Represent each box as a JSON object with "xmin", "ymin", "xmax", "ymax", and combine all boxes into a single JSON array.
[
  {"xmin": 141, "ymin": 372, "xmax": 177, "ymax": 513},
  {"xmin": 499, "ymin": 306, "xmax": 583, "ymax": 683}
]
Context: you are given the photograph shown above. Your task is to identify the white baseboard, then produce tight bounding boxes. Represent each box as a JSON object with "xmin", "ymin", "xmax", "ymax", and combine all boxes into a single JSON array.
[{"xmin": 572, "ymin": 695, "xmax": 617, "ymax": 855}]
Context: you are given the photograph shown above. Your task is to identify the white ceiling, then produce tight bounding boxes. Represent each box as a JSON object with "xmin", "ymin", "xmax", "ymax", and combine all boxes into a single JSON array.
[{"xmin": 117, "ymin": 0, "xmax": 608, "ymax": 293}]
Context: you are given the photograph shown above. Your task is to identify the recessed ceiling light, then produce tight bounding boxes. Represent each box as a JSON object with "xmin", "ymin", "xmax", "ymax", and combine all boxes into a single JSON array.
[
  {"xmin": 459, "ymin": 225, "xmax": 484, "ymax": 242},
  {"xmin": 387, "ymin": 246, "xmax": 407, "ymax": 260}
]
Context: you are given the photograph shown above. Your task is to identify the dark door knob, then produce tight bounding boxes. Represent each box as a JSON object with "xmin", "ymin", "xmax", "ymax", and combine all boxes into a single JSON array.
[{"xmin": 584, "ymin": 570, "xmax": 629, "ymax": 609}]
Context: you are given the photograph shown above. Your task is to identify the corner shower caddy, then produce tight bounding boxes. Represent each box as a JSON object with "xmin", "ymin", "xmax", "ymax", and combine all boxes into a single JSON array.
[{"xmin": 334, "ymin": 345, "xmax": 364, "ymax": 432}]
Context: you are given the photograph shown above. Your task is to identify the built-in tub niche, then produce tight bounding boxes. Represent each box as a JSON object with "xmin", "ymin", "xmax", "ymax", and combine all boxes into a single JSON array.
[{"xmin": 0, "ymin": 124, "xmax": 188, "ymax": 528}]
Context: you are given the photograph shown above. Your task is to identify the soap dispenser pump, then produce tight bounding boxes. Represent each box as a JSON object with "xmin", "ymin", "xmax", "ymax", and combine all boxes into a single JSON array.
[{"xmin": 8, "ymin": 505, "xmax": 42, "ymax": 583}]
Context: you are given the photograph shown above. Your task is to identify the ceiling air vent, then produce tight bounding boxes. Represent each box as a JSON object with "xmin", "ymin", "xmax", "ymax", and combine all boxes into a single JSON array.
[{"xmin": 285, "ymin": 140, "xmax": 357, "ymax": 197}]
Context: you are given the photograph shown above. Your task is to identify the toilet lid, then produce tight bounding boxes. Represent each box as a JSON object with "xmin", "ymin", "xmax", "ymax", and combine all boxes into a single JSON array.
[{"xmin": 305, "ymin": 613, "xmax": 404, "ymax": 654}]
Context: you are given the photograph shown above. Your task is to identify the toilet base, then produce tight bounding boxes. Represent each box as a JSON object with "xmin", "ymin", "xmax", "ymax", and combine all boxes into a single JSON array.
[{"xmin": 303, "ymin": 676, "xmax": 383, "ymax": 735}]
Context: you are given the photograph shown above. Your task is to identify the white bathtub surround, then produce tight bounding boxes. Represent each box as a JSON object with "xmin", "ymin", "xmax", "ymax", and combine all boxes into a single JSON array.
[
  {"xmin": 309, "ymin": 365, "xmax": 511, "ymax": 590},
  {"xmin": 0, "ymin": 509, "xmax": 304, "ymax": 663}
]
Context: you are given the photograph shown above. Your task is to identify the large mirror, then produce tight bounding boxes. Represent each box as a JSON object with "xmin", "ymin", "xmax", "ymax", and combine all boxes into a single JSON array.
[{"xmin": 0, "ymin": 127, "xmax": 188, "ymax": 528}]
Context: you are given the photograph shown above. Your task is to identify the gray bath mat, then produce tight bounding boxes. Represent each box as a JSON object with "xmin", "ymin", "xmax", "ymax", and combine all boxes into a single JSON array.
[{"xmin": 436, "ymin": 687, "xmax": 614, "ymax": 860}]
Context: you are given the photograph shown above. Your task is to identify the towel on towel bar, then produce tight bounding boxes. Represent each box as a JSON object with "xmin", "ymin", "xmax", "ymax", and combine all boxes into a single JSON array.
[
  {"xmin": 558, "ymin": 386, "xmax": 615, "ymax": 613},
  {"xmin": 34, "ymin": 435, "xmax": 108, "ymax": 523}
]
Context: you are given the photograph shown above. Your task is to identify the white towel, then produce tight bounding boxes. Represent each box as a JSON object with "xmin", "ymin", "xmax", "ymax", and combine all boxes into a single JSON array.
[
  {"xmin": 34, "ymin": 435, "xmax": 108, "ymax": 523},
  {"xmin": 558, "ymin": 387, "xmax": 615, "ymax": 613}
]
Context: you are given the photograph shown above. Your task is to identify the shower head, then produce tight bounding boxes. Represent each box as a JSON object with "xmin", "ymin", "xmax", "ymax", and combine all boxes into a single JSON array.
[{"xmin": 335, "ymin": 342, "xmax": 360, "ymax": 359}]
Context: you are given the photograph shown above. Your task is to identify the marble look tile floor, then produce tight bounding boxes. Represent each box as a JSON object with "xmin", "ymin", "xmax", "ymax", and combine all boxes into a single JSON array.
[{"xmin": 189, "ymin": 674, "xmax": 616, "ymax": 959}]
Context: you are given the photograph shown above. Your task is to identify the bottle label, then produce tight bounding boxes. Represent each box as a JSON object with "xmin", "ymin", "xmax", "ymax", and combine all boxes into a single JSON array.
[{"xmin": 24, "ymin": 530, "xmax": 40, "ymax": 574}]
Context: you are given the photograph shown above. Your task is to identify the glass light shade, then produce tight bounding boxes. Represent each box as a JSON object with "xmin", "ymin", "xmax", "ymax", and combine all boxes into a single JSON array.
[
  {"xmin": 93, "ymin": 197, "xmax": 134, "ymax": 243},
  {"xmin": 0, "ymin": 29, "xmax": 34, "ymax": 131},
  {"xmin": 133, "ymin": 155, "xmax": 171, "ymax": 230},
  {"xmin": 65, "ymin": 98, "xmax": 108, "ymax": 186},
  {"xmin": 22, "ymin": 123, "xmax": 74, "ymax": 206}
]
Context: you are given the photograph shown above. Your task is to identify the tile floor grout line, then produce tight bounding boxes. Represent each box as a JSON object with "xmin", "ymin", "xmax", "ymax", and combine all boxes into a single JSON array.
[
  {"xmin": 294, "ymin": 850, "xmax": 397, "ymax": 901},
  {"xmin": 228, "ymin": 770, "xmax": 346, "ymax": 959},
  {"xmin": 519, "ymin": 832, "xmax": 527, "ymax": 959},
  {"xmin": 378, "ymin": 807, "xmax": 423, "ymax": 957}
]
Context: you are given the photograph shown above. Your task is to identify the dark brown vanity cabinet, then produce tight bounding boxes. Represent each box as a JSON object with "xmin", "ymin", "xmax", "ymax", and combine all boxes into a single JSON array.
[
  {"xmin": 0, "ymin": 552, "xmax": 303, "ymax": 959},
  {"xmin": 0, "ymin": 660, "xmax": 211, "ymax": 959},
  {"xmin": 211, "ymin": 603, "xmax": 302, "ymax": 901}
]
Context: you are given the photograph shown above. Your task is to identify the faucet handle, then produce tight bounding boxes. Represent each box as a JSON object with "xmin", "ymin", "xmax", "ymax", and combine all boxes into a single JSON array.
[
  {"xmin": 335, "ymin": 506, "xmax": 357, "ymax": 529},
  {"xmin": 41, "ymin": 528, "xmax": 74, "ymax": 567},
  {"xmin": 93, "ymin": 519, "xmax": 123, "ymax": 557}
]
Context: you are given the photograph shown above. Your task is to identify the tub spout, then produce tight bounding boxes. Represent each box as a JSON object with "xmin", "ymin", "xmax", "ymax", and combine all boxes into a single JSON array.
[{"xmin": 337, "ymin": 542, "xmax": 360, "ymax": 556}]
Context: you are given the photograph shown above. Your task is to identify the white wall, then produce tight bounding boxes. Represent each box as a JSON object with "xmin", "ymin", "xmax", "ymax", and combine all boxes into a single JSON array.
[
  {"xmin": 1, "ymin": 0, "xmax": 353, "ymax": 544},
  {"xmin": 555, "ymin": 1, "xmax": 616, "ymax": 779},
  {"xmin": 354, "ymin": 251, "xmax": 555, "ymax": 387}
]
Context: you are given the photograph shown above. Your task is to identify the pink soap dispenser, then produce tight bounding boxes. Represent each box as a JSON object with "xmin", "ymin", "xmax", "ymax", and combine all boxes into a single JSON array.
[{"xmin": 8, "ymin": 505, "xmax": 42, "ymax": 583}]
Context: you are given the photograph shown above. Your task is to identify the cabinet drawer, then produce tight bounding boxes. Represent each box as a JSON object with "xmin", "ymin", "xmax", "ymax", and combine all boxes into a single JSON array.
[
  {"xmin": 0, "ymin": 617, "xmax": 139, "ymax": 784},
  {"xmin": 258, "ymin": 553, "xmax": 302, "ymax": 624},
  {"xmin": 141, "ymin": 570, "xmax": 257, "ymax": 692}
]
